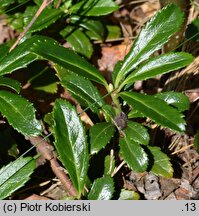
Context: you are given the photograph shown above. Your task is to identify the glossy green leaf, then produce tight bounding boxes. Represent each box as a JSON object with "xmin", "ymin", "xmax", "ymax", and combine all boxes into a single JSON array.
[
  {"xmin": 155, "ymin": 91, "xmax": 190, "ymax": 112},
  {"xmin": 120, "ymin": 91, "xmax": 186, "ymax": 132},
  {"xmin": 0, "ymin": 44, "xmax": 9, "ymax": 61},
  {"xmin": 194, "ymin": 130, "xmax": 199, "ymax": 153},
  {"xmin": 0, "ymin": 90, "xmax": 42, "ymax": 136},
  {"xmin": 81, "ymin": 19, "xmax": 106, "ymax": 40},
  {"xmin": 0, "ymin": 76, "xmax": 21, "ymax": 93},
  {"xmin": 32, "ymin": 36, "xmax": 106, "ymax": 85},
  {"xmin": 59, "ymin": 0, "xmax": 72, "ymax": 11},
  {"xmin": 24, "ymin": 6, "xmax": 63, "ymax": 33},
  {"xmin": 90, "ymin": 122, "xmax": 115, "ymax": 154},
  {"xmin": 119, "ymin": 124, "xmax": 148, "ymax": 172},
  {"xmin": 124, "ymin": 121, "xmax": 149, "ymax": 145},
  {"xmin": 60, "ymin": 26, "xmax": 93, "ymax": 58},
  {"xmin": 113, "ymin": 4, "xmax": 184, "ymax": 87},
  {"xmin": 70, "ymin": 16, "xmax": 106, "ymax": 41},
  {"xmin": 0, "ymin": 157, "xmax": 36, "ymax": 199},
  {"xmin": 128, "ymin": 109, "xmax": 145, "ymax": 119},
  {"xmin": 29, "ymin": 67, "xmax": 58, "ymax": 94},
  {"xmin": 101, "ymin": 105, "xmax": 115, "ymax": 122},
  {"xmin": 123, "ymin": 52, "xmax": 194, "ymax": 85},
  {"xmin": 70, "ymin": 0, "xmax": 118, "ymax": 16},
  {"xmin": 88, "ymin": 175, "xmax": 114, "ymax": 200},
  {"xmin": 53, "ymin": 99, "xmax": 88, "ymax": 194},
  {"xmin": 0, "ymin": 35, "xmax": 107, "ymax": 85},
  {"xmin": 119, "ymin": 189, "xmax": 140, "ymax": 200},
  {"xmin": 0, "ymin": 41, "xmax": 38, "ymax": 76},
  {"xmin": 147, "ymin": 146, "xmax": 173, "ymax": 178},
  {"xmin": 104, "ymin": 154, "xmax": 115, "ymax": 176},
  {"xmin": 56, "ymin": 68, "xmax": 105, "ymax": 113}
]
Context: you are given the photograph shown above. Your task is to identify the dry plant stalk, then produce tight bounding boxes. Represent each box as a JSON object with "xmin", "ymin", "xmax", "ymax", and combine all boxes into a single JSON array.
[
  {"xmin": 9, "ymin": 0, "xmax": 53, "ymax": 52},
  {"xmin": 29, "ymin": 136, "xmax": 77, "ymax": 197}
]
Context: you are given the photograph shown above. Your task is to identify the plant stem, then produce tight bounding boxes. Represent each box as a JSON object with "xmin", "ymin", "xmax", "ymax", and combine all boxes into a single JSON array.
[
  {"xmin": 111, "ymin": 91, "xmax": 122, "ymax": 114},
  {"xmin": 105, "ymin": 83, "xmax": 122, "ymax": 114},
  {"xmin": 29, "ymin": 136, "xmax": 77, "ymax": 197}
]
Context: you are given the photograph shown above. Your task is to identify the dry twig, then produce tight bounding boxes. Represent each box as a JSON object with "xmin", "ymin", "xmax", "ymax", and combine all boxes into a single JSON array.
[
  {"xmin": 9, "ymin": 0, "xmax": 53, "ymax": 52},
  {"xmin": 29, "ymin": 136, "xmax": 77, "ymax": 197}
]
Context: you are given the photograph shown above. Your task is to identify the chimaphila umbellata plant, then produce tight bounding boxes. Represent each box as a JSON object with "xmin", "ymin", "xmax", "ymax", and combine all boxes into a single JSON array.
[{"xmin": 0, "ymin": 3, "xmax": 194, "ymax": 199}]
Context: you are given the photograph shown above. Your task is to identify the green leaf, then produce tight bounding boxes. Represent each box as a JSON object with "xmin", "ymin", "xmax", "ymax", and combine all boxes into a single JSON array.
[
  {"xmin": 60, "ymin": 26, "xmax": 93, "ymax": 58},
  {"xmin": 119, "ymin": 189, "xmax": 140, "ymax": 200},
  {"xmin": 125, "ymin": 121, "xmax": 149, "ymax": 145},
  {"xmin": 70, "ymin": 16, "xmax": 106, "ymax": 41},
  {"xmin": 32, "ymin": 36, "xmax": 106, "ymax": 85},
  {"xmin": 56, "ymin": 67, "xmax": 105, "ymax": 113},
  {"xmin": 155, "ymin": 91, "xmax": 190, "ymax": 112},
  {"xmin": 82, "ymin": 19, "xmax": 106, "ymax": 41},
  {"xmin": 0, "ymin": 35, "xmax": 107, "ymax": 85},
  {"xmin": 0, "ymin": 90, "xmax": 42, "ymax": 136},
  {"xmin": 119, "ymin": 122, "xmax": 148, "ymax": 172},
  {"xmin": 0, "ymin": 76, "xmax": 21, "ymax": 93},
  {"xmin": 101, "ymin": 104, "xmax": 115, "ymax": 122},
  {"xmin": 120, "ymin": 91, "xmax": 186, "ymax": 132},
  {"xmin": 53, "ymin": 99, "xmax": 88, "ymax": 194},
  {"xmin": 18, "ymin": 0, "xmax": 29, "ymax": 3},
  {"xmin": 24, "ymin": 6, "xmax": 63, "ymax": 33},
  {"xmin": 44, "ymin": 112, "xmax": 54, "ymax": 127},
  {"xmin": 0, "ymin": 41, "xmax": 38, "ymax": 76},
  {"xmin": 70, "ymin": 0, "xmax": 118, "ymax": 16},
  {"xmin": 113, "ymin": 4, "xmax": 184, "ymax": 87},
  {"xmin": 8, "ymin": 12, "xmax": 24, "ymax": 32},
  {"xmin": 128, "ymin": 109, "xmax": 145, "ymax": 119},
  {"xmin": 147, "ymin": 146, "xmax": 173, "ymax": 178},
  {"xmin": 194, "ymin": 130, "xmax": 199, "ymax": 153},
  {"xmin": 104, "ymin": 154, "xmax": 115, "ymax": 176},
  {"xmin": 88, "ymin": 176, "xmax": 114, "ymax": 200},
  {"xmin": 90, "ymin": 122, "xmax": 115, "ymax": 154},
  {"xmin": 123, "ymin": 52, "xmax": 194, "ymax": 85},
  {"xmin": 29, "ymin": 67, "xmax": 58, "ymax": 94},
  {"xmin": 0, "ymin": 157, "xmax": 36, "ymax": 199},
  {"xmin": 0, "ymin": 44, "xmax": 9, "ymax": 61},
  {"xmin": 106, "ymin": 25, "xmax": 121, "ymax": 40}
]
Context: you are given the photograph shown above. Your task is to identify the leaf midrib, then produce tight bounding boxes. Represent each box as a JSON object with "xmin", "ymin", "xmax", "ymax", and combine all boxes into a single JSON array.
[
  {"xmin": 128, "ymin": 54, "xmax": 190, "ymax": 81},
  {"xmin": 0, "ymin": 94, "xmax": 29, "ymax": 122},
  {"xmin": 57, "ymin": 105, "xmax": 85, "ymax": 192},
  {"xmin": 65, "ymin": 79, "xmax": 102, "ymax": 107},
  {"xmin": 92, "ymin": 123, "xmax": 113, "ymax": 145},
  {"xmin": 122, "ymin": 138, "xmax": 147, "ymax": 170},
  {"xmin": 30, "ymin": 42, "xmax": 104, "ymax": 84},
  {"xmin": 121, "ymin": 93, "xmax": 183, "ymax": 130}
]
